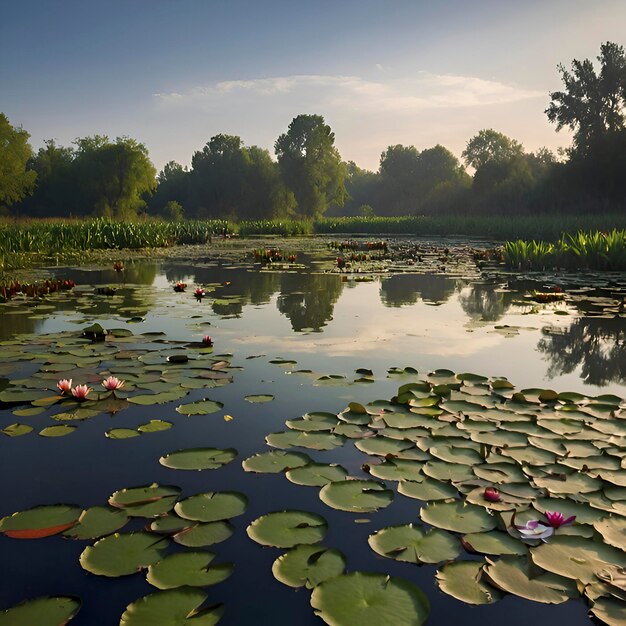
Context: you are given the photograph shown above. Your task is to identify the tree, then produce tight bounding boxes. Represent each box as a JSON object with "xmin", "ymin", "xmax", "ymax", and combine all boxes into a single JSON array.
[
  {"xmin": 275, "ymin": 114, "xmax": 347, "ymax": 218},
  {"xmin": 462, "ymin": 129, "xmax": 524, "ymax": 170},
  {"xmin": 546, "ymin": 42, "xmax": 626, "ymax": 153},
  {"xmin": 338, "ymin": 161, "xmax": 381, "ymax": 216},
  {"xmin": 73, "ymin": 136, "xmax": 156, "ymax": 217},
  {"xmin": 0, "ymin": 113, "xmax": 37, "ymax": 209}
]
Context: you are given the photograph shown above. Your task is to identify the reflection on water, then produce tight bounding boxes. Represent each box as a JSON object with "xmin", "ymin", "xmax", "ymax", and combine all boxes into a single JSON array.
[
  {"xmin": 380, "ymin": 273, "xmax": 458, "ymax": 306},
  {"xmin": 539, "ymin": 317, "xmax": 626, "ymax": 386},
  {"xmin": 458, "ymin": 282, "xmax": 514, "ymax": 323}
]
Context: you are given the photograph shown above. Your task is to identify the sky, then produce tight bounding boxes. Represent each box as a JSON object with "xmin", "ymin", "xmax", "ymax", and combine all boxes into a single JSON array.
[{"xmin": 1, "ymin": 0, "xmax": 625, "ymax": 172}]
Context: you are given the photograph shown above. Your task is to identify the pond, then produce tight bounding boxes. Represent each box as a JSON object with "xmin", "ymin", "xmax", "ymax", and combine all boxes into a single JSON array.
[{"xmin": 1, "ymin": 239, "xmax": 625, "ymax": 625}]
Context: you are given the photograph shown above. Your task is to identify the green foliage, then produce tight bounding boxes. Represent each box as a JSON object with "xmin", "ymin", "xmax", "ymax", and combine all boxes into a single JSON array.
[
  {"xmin": 163, "ymin": 201, "xmax": 184, "ymax": 221},
  {"xmin": 0, "ymin": 113, "xmax": 37, "ymax": 209},
  {"xmin": 462, "ymin": 129, "xmax": 524, "ymax": 170},
  {"xmin": 275, "ymin": 114, "xmax": 347, "ymax": 218}
]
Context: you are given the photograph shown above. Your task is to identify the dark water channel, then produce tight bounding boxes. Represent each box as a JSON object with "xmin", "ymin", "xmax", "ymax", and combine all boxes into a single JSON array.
[{"xmin": 1, "ymin": 255, "xmax": 624, "ymax": 625}]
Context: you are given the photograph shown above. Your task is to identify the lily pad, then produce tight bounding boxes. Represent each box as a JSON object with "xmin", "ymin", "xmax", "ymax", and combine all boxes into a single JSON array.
[
  {"xmin": 462, "ymin": 531, "xmax": 528, "ymax": 556},
  {"xmin": 242, "ymin": 450, "xmax": 312, "ymax": 474},
  {"xmin": 368, "ymin": 523, "xmax": 461, "ymax": 564},
  {"xmin": 138, "ymin": 420, "xmax": 173, "ymax": 433},
  {"xmin": 176, "ymin": 399, "xmax": 224, "ymax": 415},
  {"xmin": 0, "ymin": 596, "xmax": 81, "ymax": 626},
  {"xmin": 311, "ymin": 572, "xmax": 430, "ymax": 626},
  {"xmin": 173, "ymin": 521, "xmax": 234, "ymax": 548},
  {"xmin": 272, "ymin": 544, "xmax": 346, "ymax": 589},
  {"xmin": 146, "ymin": 551, "xmax": 233, "ymax": 589},
  {"xmin": 420, "ymin": 501, "xmax": 497, "ymax": 534},
  {"xmin": 286, "ymin": 463, "xmax": 349, "ymax": 486},
  {"xmin": 244, "ymin": 394, "xmax": 274, "ymax": 403},
  {"xmin": 160, "ymin": 448, "xmax": 237, "ymax": 471},
  {"xmin": 2, "ymin": 423, "xmax": 33, "ymax": 437},
  {"xmin": 175, "ymin": 492, "xmax": 247, "ymax": 522},
  {"xmin": 266, "ymin": 430, "xmax": 345, "ymax": 451},
  {"xmin": 63, "ymin": 506, "xmax": 129, "ymax": 540},
  {"xmin": 436, "ymin": 560, "xmax": 503, "ymax": 605},
  {"xmin": 106, "ymin": 428, "xmax": 141, "ymax": 439},
  {"xmin": 39, "ymin": 424, "xmax": 76, "ymax": 437},
  {"xmin": 119, "ymin": 588, "xmax": 224, "ymax": 626},
  {"xmin": 319, "ymin": 480, "xmax": 394, "ymax": 513},
  {"xmin": 247, "ymin": 510, "xmax": 327, "ymax": 548},
  {"xmin": 367, "ymin": 460, "xmax": 423, "ymax": 482},
  {"xmin": 397, "ymin": 477, "xmax": 458, "ymax": 502},
  {"xmin": 0, "ymin": 504, "xmax": 82, "ymax": 539},
  {"xmin": 80, "ymin": 532, "xmax": 169, "ymax": 577}
]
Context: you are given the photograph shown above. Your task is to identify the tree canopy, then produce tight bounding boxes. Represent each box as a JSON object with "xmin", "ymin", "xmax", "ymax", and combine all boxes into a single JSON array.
[
  {"xmin": 275, "ymin": 114, "xmax": 347, "ymax": 218},
  {"xmin": 0, "ymin": 113, "xmax": 37, "ymax": 210},
  {"xmin": 462, "ymin": 129, "xmax": 524, "ymax": 170}
]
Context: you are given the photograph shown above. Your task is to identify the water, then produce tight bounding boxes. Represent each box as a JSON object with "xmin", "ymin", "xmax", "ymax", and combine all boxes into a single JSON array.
[{"xmin": 1, "ymin": 251, "xmax": 623, "ymax": 625}]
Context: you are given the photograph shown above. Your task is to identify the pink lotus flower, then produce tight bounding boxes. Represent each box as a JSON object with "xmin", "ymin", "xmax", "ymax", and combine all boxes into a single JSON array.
[
  {"xmin": 194, "ymin": 287, "xmax": 205, "ymax": 300},
  {"xmin": 483, "ymin": 487, "xmax": 501, "ymax": 502},
  {"xmin": 544, "ymin": 511, "xmax": 576, "ymax": 528},
  {"xmin": 102, "ymin": 376, "xmax": 125, "ymax": 391},
  {"xmin": 57, "ymin": 379, "xmax": 72, "ymax": 394},
  {"xmin": 71, "ymin": 384, "xmax": 92, "ymax": 400},
  {"xmin": 515, "ymin": 520, "xmax": 554, "ymax": 541},
  {"xmin": 173, "ymin": 281, "xmax": 187, "ymax": 292},
  {"xmin": 202, "ymin": 335, "xmax": 213, "ymax": 346}
]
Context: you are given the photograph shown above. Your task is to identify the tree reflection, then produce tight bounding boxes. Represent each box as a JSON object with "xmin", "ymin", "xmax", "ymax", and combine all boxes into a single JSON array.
[
  {"xmin": 277, "ymin": 273, "xmax": 343, "ymax": 331},
  {"xmin": 379, "ymin": 273, "xmax": 457, "ymax": 307},
  {"xmin": 458, "ymin": 282, "xmax": 514, "ymax": 323},
  {"xmin": 537, "ymin": 317, "xmax": 626, "ymax": 386}
]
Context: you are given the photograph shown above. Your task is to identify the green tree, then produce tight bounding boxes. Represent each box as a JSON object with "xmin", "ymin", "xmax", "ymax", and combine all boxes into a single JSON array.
[
  {"xmin": 337, "ymin": 161, "xmax": 381, "ymax": 216},
  {"xmin": 546, "ymin": 42, "xmax": 626, "ymax": 153},
  {"xmin": 73, "ymin": 135, "xmax": 157, "ymax": 217},
  {"xmin": 148, "ymin": 161, "xmax": 189, "ymax": 216},
  {"xmin": 0, "ymin": 113, "xmax": 37, "ymax": 209},
  {"xmin": 275, "ymin": 114, "xmax": 347, "ymax": 218},
  {"xmin": 462, "ymin": 129, "xmax": 524, "ymax": 170}
]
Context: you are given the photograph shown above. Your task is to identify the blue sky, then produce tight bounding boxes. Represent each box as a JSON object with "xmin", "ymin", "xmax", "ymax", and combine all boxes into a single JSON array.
[{"xmin": 1, "ymin": 0, "xmax": 625, "ymax": 171}]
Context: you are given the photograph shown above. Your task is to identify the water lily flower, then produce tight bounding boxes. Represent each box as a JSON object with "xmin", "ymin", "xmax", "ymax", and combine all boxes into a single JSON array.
[
  {"xmin": 202, "ymin": 335, "xmax": 213, "ymax": 346},
  {"xmin": 102, "ymin": 376, "xmax": 125, "ymax": 391},
  {"xmin": 71, "ymin": 384, "xmax": 92, "ymax": 400},
  {"xmin": 57, "ymin": 379, "xmax": 72, "ymax": 394},
  {"xmin": 544, "ymin": 511, "xmax": 576, "ymax": 528},
  {"xmin": 515, "ymin": 520, "xmax": 554, "ymax": 541},
  {"xmin": 194, "ymin": 287, "xmax": 205, "ymax": 300},
  {"xmin": 173, "ymin": 281, "xmax": 187, "ymax": 292},
  {"xmin": 483, "ymin": 487, "xmax": 501, "ymax": 502},
  {"xmin": 113, "ymin": 261, "xmax": 124, "ymax": 272}
]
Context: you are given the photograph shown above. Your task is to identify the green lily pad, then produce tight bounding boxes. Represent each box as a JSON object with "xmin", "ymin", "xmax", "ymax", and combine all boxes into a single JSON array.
[
  {"xmin": 483, "ymin": 555, "xmax": 579, "ymax": 604},
  {"xmin": 285, "ymin": 463, "xmax": 349, "ymax": 486},
  {"xmin": 420, "ymin": 501, "xmax": 497, "ymax": 533},
  {"xmin": 594, "ymin": 517, "xmax": 626, "ymax": 551},
  {"xmin": 63, "ymin": 506, "xmax": 129, "ymax": 540},
  {"xmin": 160, "ymin": 448, "xmax": 237, "ymax": 471},
  {"xmin": 266, "ymin": 430, "xmax": 345, "ymax": 451},
  {"xmin": 175, "ymin": 492, "xmax": 247, "ymax": 522},
  {"xmin": 138, "ymin": 420, "xmax": 173, "ymax": 433},
  {"xmin": 173, "ymin": 521, "xmax": 234, "ymax": 548},
  {"xmin": 462, "ymin": 531, "xmax": 528, "ymax": 556},
  {"xmin": 244, "ymin": 394, "xmax": 274, "ymax": 403},
  {"xmin": 272, "ymin": 544, "xmax": 346, "ymax": 589},
  {"xmin": 0, "ymin": 596, "xmax": 81, "ymax": 626},
  {"xmin": 367, "ymin": 460, "xmax": 423, "ymax": 482},
  {"xmin": 242, "ymin": 450, "xmax": 312, "ymax": 474},
  {"xmin": 106, "ymin": 428, "xmax": 141, "ymax": 439},
  {"xmin": 319, "ymin": 480, "xmax": 394, "ymax": 513},
  {"xmin": 39, "ymin": 424, "xmax": 76, "ymax": 437},
  {"xmin": 286, "ymin": 413, "xmax": 338, "ymax": 431},
  {"xmin": 109, "ymin": 484, "xmax": 182, "ymax": 508},
  {"xmin": 80, "ymin": 532, "xmax": 169, "ymax": 577},
  {"xmin": 590, "ymin": 596, "xmax": 626, "ymax": 626},
  {"xmin": 422, "ymin": 461, "xmax": 474, "ymax": 482},
  {"xmin": 247, "ymin": 510, "xmax": 327, "ymax": 548},
  {"xmin": 0, "ymin": 504, "xmax": 82, "ymax": 539},
  {"xmin": 436, "ymin": 560, "xmax": 503, "ymax": 605},
  {"xmin": 176, "ymin": 399, "xmax": 224, "ymax": 415},
  {"xmin": 146, "ymin": 551, "xmax": 233, "ymax": 589},
  {"xmin": 311, "ymin": 572, "xmax": 430, "ymax": 626},
  {"xmin": 2, "ymin": 423, "xmax": 33, "ymax": 437},
  {"xmin": 119, "ymin": 588, "xmax": 224, "ymax": 626},
  {"xmin": 397, "ymin": 477, "xmax": 458, "ymax": 501},
  {"xmin": 149, "ymin": 515, "xmax": 195, "ymax": 535},
  {"xmin": 368, "ymin": 523, "xmax": 461, "ymax": 564},
  {"xmin": 355, "ymin": 438, "xmax": 424, "ymax": 459}
]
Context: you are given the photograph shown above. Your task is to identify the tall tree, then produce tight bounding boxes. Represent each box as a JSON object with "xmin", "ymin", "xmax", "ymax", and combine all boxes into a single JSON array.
[
  {"xmin": 275, "ymin": 114, "xmax": 346, "ymax": 218},
  {"xmin": 546, "ymin": 42, "xmax": 626, "ymax": 153},
  {"xmin": 0, "ymin": 113, "xmax": 37, "ymax": 210},
  {"xmin": 462, "ymin": 129, "xmax": 524, "ymax": 170}
]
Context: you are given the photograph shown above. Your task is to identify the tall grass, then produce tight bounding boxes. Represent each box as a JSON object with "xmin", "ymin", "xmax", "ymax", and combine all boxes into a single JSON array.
[{"xmin": 503, "ymin": 229, "xmax": 626, "ymax": 270}]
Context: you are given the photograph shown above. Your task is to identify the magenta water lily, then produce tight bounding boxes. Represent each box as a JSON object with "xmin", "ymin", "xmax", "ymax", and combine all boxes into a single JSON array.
[
  {"xmin": 543, "ymin": 511, "xmax": 576, "ymax": 528},
  {"xmin": 102, "ymin": 376, "xmax": 125, "ymax": 392},
  {"xmin": 56, "ymin": 378, "xmax": 72, "ymax": 394},
  {"xmin": 71, "ymin": 384, "xmax": 92, "ymax": 400},
  {"xmin": 194, "ymin": 287, "xmax": 205, "ymax": 300},
  {"xmin": 483, "ymin": 487, "xmax": 501, "ymax": 502},
  {"xmin": 202, "ymin": 335, "xmax": 213, "ymax": 346}
]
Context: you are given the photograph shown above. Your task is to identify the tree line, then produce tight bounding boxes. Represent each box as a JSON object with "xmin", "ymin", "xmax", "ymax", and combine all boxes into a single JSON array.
[{"xmin": 1, "ymin": 41, "xmax": 625, "ymax": 220}]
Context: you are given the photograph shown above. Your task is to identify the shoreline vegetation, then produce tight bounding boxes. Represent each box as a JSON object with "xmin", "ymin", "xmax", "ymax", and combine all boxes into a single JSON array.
[{"xmin": 1, "ymin": 216, "xmax": 626, "ymax": 273}]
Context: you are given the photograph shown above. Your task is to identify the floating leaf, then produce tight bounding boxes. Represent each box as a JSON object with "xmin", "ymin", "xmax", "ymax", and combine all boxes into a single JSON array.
[
  {"xmin": 594, "ymin": 517, "xmax": 626, "ymax": 551},
  {"xmin": 138, "ymin": 420, "xmax": 173, "ymax": 433},
  {"xmin": 80, "ymin": 532, "xmax": 169, "ymax": 577},
  {"xmin": 0, "ymin": 596, "xmax": 81, "ymax": 626},
  {"xmin": 420, "ymin": 501, "xmax": 497, "ymax": 534},
  {"xmin": 272, "ymin": 544, "xmax": 346, "ymax": 588},
  {"xmin": 173, "ymin": 521, "xmax": 234, "ymax": 548},
  {"xmin": 247, "ymin": 510, "xmax": 327, "ymax": 548},
  {"xmin": 242, "ymin": 450, "xmax": 311, "ymax": 474},
  {"xmin": 311, "ymin": 572, "xmax": 430, "ymax": 626},
  {"xmin": 286, "ymin": 463, "xmax": 348, "ymax": 487},
  {"xmin": 175, "ymin": 492, "xmax": 247, "ymax": 522},
  {"xmin": 397, "ymin": 477, "xmax": 458, "ymax": 501},
  {"xmin": 160, "ymin": 448, "xmax": 237, "ymax": 471},
  {"xmin": 119, "ymin": 588, "xmax": 223, "ymax": 626},
  {"xmin": 146, "ymin": 551, "xmax": 233, "ymax": 589},
  {"xmin": 244, "ymin": 394, "xmax": 274, "ymax": 403},
  {"xmin": 368, "ymin": 523, "xmax": 461, "ymax": 564},
  {"xmin": 63, "ymin": 506, "xmax": 129, "ymax": 540},
  {"xmin": 176, "ymin": 399, "xmax": 223, "ymax": 415},
  {"xmin": 368, "ymin": 460, "xmax": 425, "ymax": 482},
  {"xmin": 2, "ymin": 423, "xmax": 33, "ymax": 437},
  {"xmin": 109, "ymin": 484, "xmax": 181, "ymax": 508},
  {"xmin": 319, "ymin": 480, "xmax": 394, "ymax": 513},
  {"xmin": 40, "ymin": 424, "xmax": 76, "ymax": 437},
  {"xmin": 436, "ymin": 560, "xmax": 502, "ymax": 605},
  {"xmin": 106, "ymin": 428, "xmax": 141, "ymax": 439},
  {"xmin": 266, "ymin": 430, "xmax": 345, "ymax": 451},
  {"xmin": 462, "ymin": 531, "xmax": 528, "ymax": 556},
  {"xmin": 0, "ymin": 504, "xmax": 82, "ymax": 539}
]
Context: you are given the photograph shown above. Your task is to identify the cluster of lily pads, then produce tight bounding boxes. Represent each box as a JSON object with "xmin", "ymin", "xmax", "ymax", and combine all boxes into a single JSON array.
[
  {"xmin": 238, "ymin": 369, "xmax": 626, "ymax": 625},
  {"xmin": 0, "ymin": 323, "xmax": 233, "ymax": 440}
]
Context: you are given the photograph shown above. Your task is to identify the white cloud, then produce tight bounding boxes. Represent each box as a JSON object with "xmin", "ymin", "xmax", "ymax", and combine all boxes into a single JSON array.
[{"xmin": 153, "ymin": 72, "xmax": 542, "ymax": 112}]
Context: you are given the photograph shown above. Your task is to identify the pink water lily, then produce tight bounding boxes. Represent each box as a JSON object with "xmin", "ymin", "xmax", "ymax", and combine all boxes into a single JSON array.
[
  {"xmin": 102, "ymin": 376, "xmax": 125, "ymax": 391},
  {"xmin": 173, "ymin": 281, "xmax": 187, "ymax": 292},
  {"xmin": 515, "ymin": 520, "xmax": 554, "ymax": 541},
  {"xmin": 194, "ymin": 287, "xmax": 205, "ymax": 300},
  {"xmin": 71, "ymin": 384, "xmax": 92, "ymax": 400},
  {"xmin": 56, "ymin": 379, "xmax": 72, "ymax": 394},
  {"xmin": 483, "ymin": 487, "xmax": 501, "ymax": 502},
  {"xmin": 202, "ymin": 335, "xmax": 213, "ymax": 346},
  {"xmin": 544, "ymin": 511, "xmax": 576, "ymax": 528}
]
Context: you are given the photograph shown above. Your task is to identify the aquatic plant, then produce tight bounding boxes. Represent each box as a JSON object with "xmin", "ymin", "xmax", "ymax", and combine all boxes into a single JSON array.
[
  {"xmin": 56, "ymin": 379, "xmax": 72, "ymax": 394},
  {"xmin": 102, "ymin": 377, "xmax": 125, "ymax": 392},
  {"xmin": 71, "ymin": 385, "xmax": 92, "ymax": 400}
]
